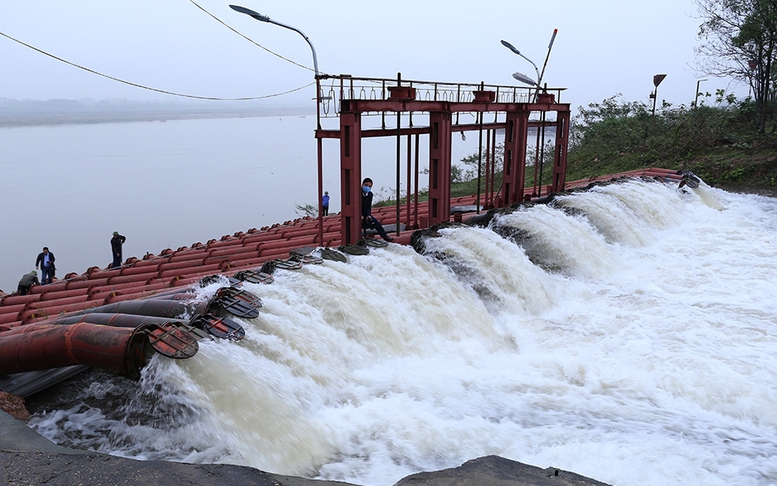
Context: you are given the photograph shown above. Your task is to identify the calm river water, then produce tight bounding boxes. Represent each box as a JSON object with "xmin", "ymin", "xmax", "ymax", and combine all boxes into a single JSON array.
[{"xmin": 0, "ymin": 114, "xmax": 478, "ymax": 292}]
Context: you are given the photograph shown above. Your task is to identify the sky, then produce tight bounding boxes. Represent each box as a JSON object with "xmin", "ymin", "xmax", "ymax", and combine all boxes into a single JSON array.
[{"xmin": 0, "ymin": 0, "xmax": 749, "ymax": 113}]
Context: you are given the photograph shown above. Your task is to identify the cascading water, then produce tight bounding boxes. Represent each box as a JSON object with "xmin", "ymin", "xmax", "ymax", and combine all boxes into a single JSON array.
[{"xmin": 27, "ymin": 179, "xmax": 777, "ymax": 486}]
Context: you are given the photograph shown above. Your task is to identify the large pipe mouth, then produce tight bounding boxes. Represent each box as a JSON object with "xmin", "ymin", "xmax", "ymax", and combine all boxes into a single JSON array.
[{"xmin": 125, "ymin": 323, "xmax": 199, "ymax": 379}]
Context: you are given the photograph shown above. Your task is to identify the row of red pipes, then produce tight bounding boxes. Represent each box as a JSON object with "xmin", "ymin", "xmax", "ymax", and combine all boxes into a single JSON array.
[{"xmin": 0, "ymin": 172, "xmax": 678, "ymax": 330}]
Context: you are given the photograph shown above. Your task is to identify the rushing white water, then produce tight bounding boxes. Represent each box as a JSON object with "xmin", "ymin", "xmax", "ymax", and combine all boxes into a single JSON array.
[{"xmin": 28, "ymin": 179, "xmax": 777, "ymax": 486}]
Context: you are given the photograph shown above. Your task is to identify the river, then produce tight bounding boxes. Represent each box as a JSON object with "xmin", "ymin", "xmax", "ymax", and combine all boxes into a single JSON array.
[
  {"xmin": 0, "ymin": 114, "xmax": 480, "ymax": 292},
  {"xmin": 22, "ymin": 178, "xmax": 777, "ymax": 485}
]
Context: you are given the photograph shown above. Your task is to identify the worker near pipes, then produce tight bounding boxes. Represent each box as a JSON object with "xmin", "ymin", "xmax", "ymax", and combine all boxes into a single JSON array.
[
  {"xmin": 17, "ymin": 270, "xmax": 39, "ymax": 295},
  {"xmin": 110, "ymin": 231, "xmax": 126, "ymax": 269},
  {"xmin": 361, "ymin": 178, "xmax": 393, "ymax": 242},
  {"xmin": 322, "ymin": 191, "xmax": 330, "ymax": 216},
  {"xmin": 35, "ymin": 247, "xmax": 55, "ymax": 285}
]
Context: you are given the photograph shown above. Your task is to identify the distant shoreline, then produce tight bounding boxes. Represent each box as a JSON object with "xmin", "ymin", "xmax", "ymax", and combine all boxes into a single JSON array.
[{"xmin": 0, "ymin": 100, "xmax": 313, "ymax": 128}]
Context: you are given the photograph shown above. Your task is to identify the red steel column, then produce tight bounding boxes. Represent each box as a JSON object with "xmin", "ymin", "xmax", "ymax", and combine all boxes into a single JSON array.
[
  {"xmin": 340, "ymin": 110, "xmax": 363, "ymax": 245},
  {"xmin": 551, "ymin": 107, "xmax": 571, "ymax": 193},
  {"xmin": 428, "ymin": 111, "xmax": 452, "ymax": 225},
  {"xmin": 501, "ymin": 107, "xmax": 529, "ymax": 206}
]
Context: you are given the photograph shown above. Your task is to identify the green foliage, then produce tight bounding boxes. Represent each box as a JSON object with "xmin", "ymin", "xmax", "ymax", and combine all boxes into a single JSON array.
[
  {"xmin": 565, "ymin": 91, "xmax": 777, "ymax": 190},
  {"xmin": 694, "ymin": 0, "xmax": 777, "ymax": 132},
  {"xmin": 450, "ymin": 164, "xmax": 466, "ymax": 183},
  {"xmin": 566, "ymin": 92, "xmax": 777, "ymax": 182},
  {"xmin": 458, "ymin": 144, "xmax": 505, "ymax": 181},
  {"xmin": 385, "ymin": 89, "xmax": 777, "ymax": 208}
]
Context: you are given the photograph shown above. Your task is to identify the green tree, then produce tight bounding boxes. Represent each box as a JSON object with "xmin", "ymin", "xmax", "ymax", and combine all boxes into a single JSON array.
[
  {"xmin": 569, "ymin": 94, "xmax": 652, "ymax": 154},
  {"xmin": 695, "ymin": 0, "xmax": 777, "ymax": 132},
  {"xmin": 566, "ymin": 92, "xmax": 764, "ymax": 182},
  {"xmin": 459, "ymin": 143, "xmax": 504, "ymax": 181}
]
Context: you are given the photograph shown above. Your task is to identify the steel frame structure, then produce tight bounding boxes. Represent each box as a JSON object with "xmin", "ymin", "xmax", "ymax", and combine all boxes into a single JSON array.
[{"xmin": 313, "ymin": 74, "xmax": 570, "ymax": 245}]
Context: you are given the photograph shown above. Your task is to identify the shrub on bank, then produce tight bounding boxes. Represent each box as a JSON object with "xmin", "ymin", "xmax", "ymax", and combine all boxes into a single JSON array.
[{"xmin": 567, "ymin": 93, "xmax": 777, "ymax": 189}]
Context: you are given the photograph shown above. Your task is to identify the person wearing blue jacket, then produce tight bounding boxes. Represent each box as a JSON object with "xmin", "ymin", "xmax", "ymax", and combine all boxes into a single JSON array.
[{"xmin": 322, "ymin": 191, "xmax": 330, "ymax": 216}]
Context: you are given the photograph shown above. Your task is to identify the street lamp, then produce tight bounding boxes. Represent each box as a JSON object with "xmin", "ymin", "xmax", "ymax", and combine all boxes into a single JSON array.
[
  {"xmin": 501, "ymin": 39, "xmax": 540, "ymax": 86},
  {"xmin": 229, "ymin": 5, "xmax": 320, "ymax": 77},
  {"xmin": 501, "ymin": 29, "xmax": 558, "ymax": 96},
  {"xmin": 694, "ymin": 78, "xmax": 707, "ymax": 108},
  {"xmin": 650, "ymin": 73, "xmax": 667, "ymax": 116},
  {"xmin": 512, "ymin": 71, "xmax": 538, "ymax": 86},
  {"xmin": 230, "ymin": 5, "xmax": 327, "ymax": 244},
  {"xmin": 502, "ymin": 31, "xmax": 558, "ymax": 199}
]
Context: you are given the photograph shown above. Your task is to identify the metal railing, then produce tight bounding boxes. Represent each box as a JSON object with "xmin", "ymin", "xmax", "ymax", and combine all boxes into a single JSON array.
[{"xmin": 316, "ymin": 74, "xmax": 565, "ymax": 118}]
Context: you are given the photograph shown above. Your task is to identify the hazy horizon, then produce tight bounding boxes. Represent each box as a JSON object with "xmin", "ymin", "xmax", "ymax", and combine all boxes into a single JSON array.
[
  {"xmin": 1, "ymin": 1, "xmax": 750, "ymax": 115},
  {"xmin": 0, "ymin": 98, "xmax": 314, "ymax": 127}
]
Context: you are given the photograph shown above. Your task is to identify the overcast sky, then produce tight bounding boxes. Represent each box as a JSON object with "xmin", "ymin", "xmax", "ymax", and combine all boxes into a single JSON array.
[{"xmin": 0, "ymin": 0, "xmax": 747, "ymax": 112}]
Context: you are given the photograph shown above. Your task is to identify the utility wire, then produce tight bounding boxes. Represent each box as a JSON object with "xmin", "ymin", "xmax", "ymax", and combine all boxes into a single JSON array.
[
  {"xmin": 189, "ymin": 0, "xmax": 315, "ymax": 73},
  {"xmin": 0, "ymin": 30, "xmax": 313, "ymax": 100}
]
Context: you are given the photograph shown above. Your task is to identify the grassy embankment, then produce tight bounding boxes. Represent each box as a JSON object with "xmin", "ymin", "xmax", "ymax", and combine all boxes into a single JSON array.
[
  {"xmin": 449, "ymin": 95, "xmax": 777, "ymax": 199},
  {"xmin": 375, "ymin": 94, "xmax": 777, "ymax": 208},
  {"xmin": 563, "ymin": 95, "xmax": 777, "ymax": 194}
]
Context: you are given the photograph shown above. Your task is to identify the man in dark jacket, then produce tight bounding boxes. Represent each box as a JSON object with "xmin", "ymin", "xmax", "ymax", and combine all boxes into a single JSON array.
[
  {"xmin": 17, "ymin": 270, "xmax": 39, "ymax": 295},
  {"xmin": 361, "ymin": 178, "xmax": 393, "ymax": 242},
  {"xmin": 110, "ymin": 232, "xmax": 126, "ymax": 268},
  {"xmin": 35, "ymin": 247, "xmax": 55, "ymax": 284}
]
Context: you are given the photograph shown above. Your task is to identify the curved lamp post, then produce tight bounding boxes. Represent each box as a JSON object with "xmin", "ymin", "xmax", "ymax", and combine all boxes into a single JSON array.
[
  {"xmin": 650, "ymin": 73, "xmax": 667, "ymax": 116},
  {"xmin": 502, "ymin": 31, "xmax": 558, "ymax": 199},
  {"xmin": 229, "ymin": 5, "xmax": 319, "ymax": 77},
  {"xmin": 501, "ymin": 30, "xmax": 558, "ymax": 97},
  {"xmin": 501, "ymin": 39, "xmax": 540, "ymax": 87},
  {"xmin": 230, "ymin": 4, "xmax": 326, "ymax": 243},
  {"xmin": 694, "ymin": 78, "xmax": 707, "ymax": 107}
]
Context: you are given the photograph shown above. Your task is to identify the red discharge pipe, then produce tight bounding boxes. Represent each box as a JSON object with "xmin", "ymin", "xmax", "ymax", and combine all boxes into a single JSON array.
[
  {"xmin": 54, "ymin": 312, "xmax": 183, "ymax": 328},
  {"xmin": 85, "ymin": 298, "xmax": 207, "ymax": 319},
  {"xmin": 0, "ymin": 322, "xmax": 151, "ymax": 379},
  {"xmin": 65, "ymin": 311, "xmax": 241, "ymax": 341}
]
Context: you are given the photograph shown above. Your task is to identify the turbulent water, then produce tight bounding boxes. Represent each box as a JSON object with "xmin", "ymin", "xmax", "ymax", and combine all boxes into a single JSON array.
[{"xmin": 27, "ymin": 179, "xmax": 777, "ymax": 486}]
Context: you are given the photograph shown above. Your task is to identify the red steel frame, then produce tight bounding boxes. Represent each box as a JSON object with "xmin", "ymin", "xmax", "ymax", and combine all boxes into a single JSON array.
[{"xmin": 314, "ymin": 75, "xmax": 570, "ymax": 245}]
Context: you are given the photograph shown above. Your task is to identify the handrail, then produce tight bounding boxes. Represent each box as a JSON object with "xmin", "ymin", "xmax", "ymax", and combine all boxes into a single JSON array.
[{"xmin": 317, "ymin": 73, "xmax": 566, "ymax": 119}]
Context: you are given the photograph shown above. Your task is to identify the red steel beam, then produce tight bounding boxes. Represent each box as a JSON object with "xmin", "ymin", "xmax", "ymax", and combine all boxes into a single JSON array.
[
  {"xmin": 339, "ymin": 110, "xmax": 363, "ymax": 245},
  {"xmin": 551, "ymin": 108, "xmax": 571, "ymax": 193},
  {"xmin": 428, "ymin": 111, "xmax": 452, "ymax": 225}
]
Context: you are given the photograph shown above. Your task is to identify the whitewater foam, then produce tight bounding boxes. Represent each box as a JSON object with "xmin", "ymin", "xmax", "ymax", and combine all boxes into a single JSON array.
[{"xmin": 28, "ymin": 179, "xmax": 777, "ymax": 486}]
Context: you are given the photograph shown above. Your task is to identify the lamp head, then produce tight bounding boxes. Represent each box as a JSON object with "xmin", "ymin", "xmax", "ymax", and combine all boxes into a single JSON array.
[
  {"xmin": 501, "ymin": 39, "xmax": 521, "ymax": 55},
  {"xmin": 229, "ymin": 5, "xmax": 270, "ymax": 22},
  {"xmin": 512, "ymin": 72, "xmax": 538, "ymax": 86}
]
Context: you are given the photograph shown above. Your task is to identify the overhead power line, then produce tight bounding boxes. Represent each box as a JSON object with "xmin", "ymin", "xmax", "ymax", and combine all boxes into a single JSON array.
[
  {"xmin": 0, "ymin": 29, "xmax": 313, "ymax": 100},
  {"xmin": 189, "ymin": 0, "xmax": 315, "ymax": 73}
]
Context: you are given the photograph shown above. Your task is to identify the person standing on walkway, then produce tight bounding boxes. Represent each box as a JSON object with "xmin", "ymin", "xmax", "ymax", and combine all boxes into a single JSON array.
[
  {"xmin": 322, "ymin": 191, "xmax": 330, "ymax": 216},
  {"xmin": 17, "ymin": 270, "xmax": 39, "ymax": 295},
  {"xmin": 110, "ymin": 231, "xmax": 126, "ymax": 269},
  {"xmin": 35, "ymin": 247, "xmax": 55, "ymax": 284},
  {"xmin": 361, "ymin": 178, "xmax": 393, "ymax": 242}
]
